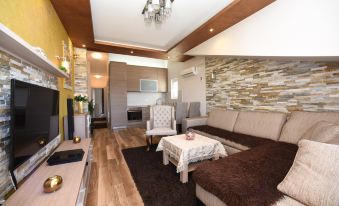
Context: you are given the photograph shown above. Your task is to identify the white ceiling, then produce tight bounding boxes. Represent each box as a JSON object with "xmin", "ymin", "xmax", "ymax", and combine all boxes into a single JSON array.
[{"xmin": 90, "ymin": 0, "xmax": 233, "ymax": 51}]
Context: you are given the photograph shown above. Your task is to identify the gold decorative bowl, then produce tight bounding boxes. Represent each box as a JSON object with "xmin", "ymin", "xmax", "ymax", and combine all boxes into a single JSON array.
[
  {"xmin": 43, "ymin": 175, "xmax": 63, "ymax": 193},
  {"xmin": 73, "ymin": 136, "xmax": 81, "ymax": 143}
]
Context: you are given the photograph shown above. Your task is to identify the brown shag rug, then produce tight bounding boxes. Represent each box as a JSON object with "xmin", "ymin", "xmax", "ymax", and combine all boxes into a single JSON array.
[{"xmin": 122, "ymin": 145, "xmax": 204, "ymax": 206}]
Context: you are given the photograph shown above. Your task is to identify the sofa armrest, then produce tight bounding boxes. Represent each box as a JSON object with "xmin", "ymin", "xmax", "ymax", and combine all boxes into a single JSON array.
[{"xmin": 182, "ymin": 116, "xmax": 208, "ymax": 132}]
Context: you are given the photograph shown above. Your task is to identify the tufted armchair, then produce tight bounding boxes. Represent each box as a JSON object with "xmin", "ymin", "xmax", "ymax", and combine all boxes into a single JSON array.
[{"xmin": 146, "ymin": 105, "xmax": 177, "ymax": 151}]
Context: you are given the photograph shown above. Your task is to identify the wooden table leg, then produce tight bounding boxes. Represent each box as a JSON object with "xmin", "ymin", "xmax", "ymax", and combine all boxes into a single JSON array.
[
  {"xmin": 163, "ymin": 151, "xmax": 169, "ymax": 165},
  {"xmin": 180, "ymin": 168, "xmax": 188, "ymax": 183},
  {"xmin": 146, "ymin": 135, "xmax": 151, "ymax": 151}
]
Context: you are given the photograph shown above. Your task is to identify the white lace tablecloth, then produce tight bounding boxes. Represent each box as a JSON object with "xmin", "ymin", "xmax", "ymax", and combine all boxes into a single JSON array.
[{"xmin": 156, "ymin": 134, "xmax": 227, "ymax": 173}]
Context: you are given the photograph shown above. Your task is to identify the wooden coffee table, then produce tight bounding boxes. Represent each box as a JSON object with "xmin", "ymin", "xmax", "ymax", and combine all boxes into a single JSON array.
[{"xmin": 156, "ymin": 134, "xmax": 226, "ymax": 183}]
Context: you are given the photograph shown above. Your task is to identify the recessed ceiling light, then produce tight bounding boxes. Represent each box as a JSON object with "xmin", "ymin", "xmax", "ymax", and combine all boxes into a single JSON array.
[
  {"xmin": 94, "ymin": 75, "xmax": 103, "ymax": 79},
  {"xmin": 130, "ymin": 50, "xmax": 134, "ymax": 54},
  {"xmin": 209, "ymin": 28, "xmax": 214, "ymax": 32},
  {"xmin": 167, "ymin": 56, "xmax": 170, "ymax": 59},
  {"xmin": 91, "ymin": 52, "xmax": 103, "ymax": 59},
  {"xmin": 82, "ymin": 44, "xmax": 86, "ymax": 48}
]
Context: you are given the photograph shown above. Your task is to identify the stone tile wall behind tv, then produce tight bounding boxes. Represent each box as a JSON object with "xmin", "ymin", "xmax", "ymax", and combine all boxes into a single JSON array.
[
  {"xmin": 205, "ymin": 57, "xmax": 339, "ymax": 113},
  {"xmin": 0, "ymin": 49, "xmax": 61, "ymax": 198}
]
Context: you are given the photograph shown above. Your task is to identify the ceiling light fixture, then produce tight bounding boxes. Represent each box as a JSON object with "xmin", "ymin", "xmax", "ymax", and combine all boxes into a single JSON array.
[
  {"xmin": 82, "ymin": 44, "xmax": 86, "ymax": 48},
  {"xmin": 130, "ymin": 50, "xmax": 134, "ymax": 54},
  {"xmin": 91, "ymin": 52, "xmax": 103, "ymax": 59},
  {"xmin": 94, "ymin": 75, "xmax": 103, "ymax": 79},
  {"xmin": 142, "ymin": 0, "xmax": 174, "ymax": 24},
  {"xmin": 209, "ymin": 28, "xmax": 214, "ymax": 32}
]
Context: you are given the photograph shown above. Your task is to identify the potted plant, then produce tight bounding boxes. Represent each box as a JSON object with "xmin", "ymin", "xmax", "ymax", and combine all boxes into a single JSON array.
[
  {"xmin": 88, "ymin": 99, "xmax": 94, "ymax": 116},
  {"xmin": 74, "ymin": 95, "xmax": 88, "ymax": 113}
]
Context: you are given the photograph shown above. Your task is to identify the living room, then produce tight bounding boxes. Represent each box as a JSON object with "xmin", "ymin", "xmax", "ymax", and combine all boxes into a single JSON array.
[{"xmin": 0, "ymin": 0, "xmax": 339, "ymax": 206}]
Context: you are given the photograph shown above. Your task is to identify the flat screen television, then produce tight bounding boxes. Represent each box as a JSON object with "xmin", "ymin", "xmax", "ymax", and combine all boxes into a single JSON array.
[{"xmin": 10, "ymin": 79, "xmax": 59, "ymax": 170}]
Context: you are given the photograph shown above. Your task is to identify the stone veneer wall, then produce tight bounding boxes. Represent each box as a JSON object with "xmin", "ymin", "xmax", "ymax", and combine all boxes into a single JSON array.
[
  {"xmin": 0, "ymin": 49, "xmax": 61, "ymax": 198},
  {"xmin": 74, "ymin": 48, "xmax": 88, "ymax": 96},
  {"xmin": 205, "ymin": 57, "xmax": 339, "ymax": 113}
]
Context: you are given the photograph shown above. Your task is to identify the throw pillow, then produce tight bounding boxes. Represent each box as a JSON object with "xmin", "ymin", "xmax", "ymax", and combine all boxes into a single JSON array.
[
  {"xmin": 301, "ymin": 121, "xmax": 339, "ymax": 144},
  {"xmin": 277, "ymin": 139, "xmax": 339, "ymax": 206}
]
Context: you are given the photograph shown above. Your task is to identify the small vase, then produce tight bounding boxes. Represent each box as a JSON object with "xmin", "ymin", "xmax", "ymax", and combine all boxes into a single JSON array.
[{"xmin": 78, "ymin": 101, "xmax": 83, "ymax": 113}]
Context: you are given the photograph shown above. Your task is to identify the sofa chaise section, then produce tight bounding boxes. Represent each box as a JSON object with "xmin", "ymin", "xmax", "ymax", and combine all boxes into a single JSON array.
[{"xmin": 193, "ymin": 142, "xmax": 298, "ymax": 206}]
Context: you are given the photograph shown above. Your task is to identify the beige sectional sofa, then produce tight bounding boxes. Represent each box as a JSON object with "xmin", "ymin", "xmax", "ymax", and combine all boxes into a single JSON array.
[
  {"xmin": 183, "ymin": 109, "xmax": 288, "ymax": 154},
  {"xmin": 182, "ymin": 109, "xmax": 339, "ymax": 206}
]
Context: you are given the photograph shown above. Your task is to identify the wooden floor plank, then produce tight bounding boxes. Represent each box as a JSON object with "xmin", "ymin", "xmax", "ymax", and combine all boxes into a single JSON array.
[{"xmin": 87, "ymin": 128, "xmax": 146, "ymax": 206}]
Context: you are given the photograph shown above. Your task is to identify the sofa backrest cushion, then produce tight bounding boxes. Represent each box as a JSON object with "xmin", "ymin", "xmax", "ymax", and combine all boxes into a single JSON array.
[
  {"xmin": 207, "ymin": 109, "xmax": 239, "ymax": 132},
  {"xmin": 279, "ymin": 111, "xmax": 339, "ymax": 144},
  {"xmin": 233, "ymin": 111, "xmax": 287, "ymax": 141}
]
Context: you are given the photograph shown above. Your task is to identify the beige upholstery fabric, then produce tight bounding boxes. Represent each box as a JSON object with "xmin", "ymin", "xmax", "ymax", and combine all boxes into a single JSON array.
[
  {"xmin": 279, "ymin": 111, "xmax": 339, "ymax": 144},
  {"xmin": 223, "ymin": 144, "xmax": 242, "ymax": 155},
  {"xmin": 302, "ymin": 121, "xmax": 339, "ymax": 144},
  {"xmin": 182, "ymin": 116, "xmax": 208, "ymax": 132},
  {"xmin": 207, "ymin": 109, "xmax": 239, "ymax": 132},
  {"xmin": 145, "ymin": 128, "xmax": 177, "ymax": 136},
  {"xmin": 196, "ymin": 184, "xmax": 227, "ymax": 206},
  {"xmin": 277, "ymin": 140, "xmax": 339, "ymax": 206},
  {"xmin": 273, "ymin": 196, "xmax": 305, "ymax": 206},
  {"xmin": 151, "ymin": 105, "xmax": 174, "ymax": 128},
  {"xmin": 233, "ymin": 111, "xmax": 287, "ymax": 140}
]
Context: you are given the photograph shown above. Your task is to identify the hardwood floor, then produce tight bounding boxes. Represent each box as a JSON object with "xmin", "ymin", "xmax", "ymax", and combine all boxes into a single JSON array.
[{"xmin": 86, "ymin": 128, "xmax": 157, "ymax": 206}]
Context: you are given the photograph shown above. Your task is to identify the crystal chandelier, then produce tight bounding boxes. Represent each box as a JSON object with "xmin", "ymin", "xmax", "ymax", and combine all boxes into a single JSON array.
[{"xmin": 142, "ymin": 0, "xmax": 174, "ymax": 23}]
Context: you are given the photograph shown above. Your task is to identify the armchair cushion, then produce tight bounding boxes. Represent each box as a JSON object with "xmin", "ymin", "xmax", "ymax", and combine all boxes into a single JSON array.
[{"xmin": 146, "ymin": 128, "xmax": 177, "ymax": 136}]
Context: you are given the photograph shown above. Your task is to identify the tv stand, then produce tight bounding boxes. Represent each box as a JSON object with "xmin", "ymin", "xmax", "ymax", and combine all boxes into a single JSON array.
[{"xmin": 5, "ymin": 139, "xmax": 93, "ymax": 206}]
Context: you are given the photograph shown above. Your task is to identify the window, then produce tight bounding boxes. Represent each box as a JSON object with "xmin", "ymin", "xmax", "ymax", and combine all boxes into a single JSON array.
[{"xmin": 171, "ymin": 78, "xmax": 178, "ymax": 99}]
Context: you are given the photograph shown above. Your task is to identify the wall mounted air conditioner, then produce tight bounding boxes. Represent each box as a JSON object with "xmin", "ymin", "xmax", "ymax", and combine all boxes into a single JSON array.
[{"xmin": 180, "ymin": 67, "xmax": 198, "ymax": 78}]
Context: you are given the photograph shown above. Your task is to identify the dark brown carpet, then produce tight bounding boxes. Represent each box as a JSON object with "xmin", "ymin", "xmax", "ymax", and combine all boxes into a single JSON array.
[{"xmin": 122, "ymin": 145, "xmax": 204, "ymax": 206}]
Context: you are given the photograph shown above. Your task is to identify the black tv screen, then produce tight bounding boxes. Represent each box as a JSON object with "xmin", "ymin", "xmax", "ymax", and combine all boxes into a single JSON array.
[{"xmin": 10, "ymin": 79, "xmax": 59, "ymax": 170}]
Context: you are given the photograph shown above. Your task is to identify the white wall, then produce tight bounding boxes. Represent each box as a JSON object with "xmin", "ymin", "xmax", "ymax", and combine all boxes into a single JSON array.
[
  {"xmin": 109, "ymin": 53, "xmax": 168, "ymax": 68},
  {"xmin": 167, "ymin": 57, "xmax": 206, "ymax": 115},
  {"xmin": 186, "ymin": 0, "xmax": 339, "ymax": 59},
  {"xmin": 127, "ymin": 92, "xmax": 165, "ymax": 106}
]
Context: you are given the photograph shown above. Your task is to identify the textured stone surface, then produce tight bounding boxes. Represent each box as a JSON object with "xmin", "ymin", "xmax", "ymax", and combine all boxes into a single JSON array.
[
  {"xmin": 205, "ymin": 57, "xmax": 339, "ymax": 113},
  {"xmin": 74, "ymin": 48, "xmax": 88, "ymax": 96},
  {"xmin": 0, "ymin": 49, "xmax": 59, "ymax": 198}
]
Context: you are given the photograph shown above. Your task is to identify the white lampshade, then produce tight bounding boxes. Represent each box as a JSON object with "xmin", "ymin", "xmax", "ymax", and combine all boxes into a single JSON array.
[
  {"xmin": 152, "ymin": 0, "xmax": 160, "ymax": 10},
  {"xmin": 148, "ymin": 4, "xmax": 154, "ymax": 12},
  {"xmin": 165, "ymin": 0, "xmax": 172, "ymax": 9}
]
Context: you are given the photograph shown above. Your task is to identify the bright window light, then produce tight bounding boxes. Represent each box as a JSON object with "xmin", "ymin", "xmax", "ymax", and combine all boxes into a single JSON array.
[{"xmin": 171, "ymin": 78, "xmax": 178, "ymax": 100}]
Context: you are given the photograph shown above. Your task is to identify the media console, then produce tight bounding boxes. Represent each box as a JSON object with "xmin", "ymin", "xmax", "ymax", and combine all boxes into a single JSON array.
[{"xmin": 5, "ymin": 138, "xmax": 93, "ymax": 206}]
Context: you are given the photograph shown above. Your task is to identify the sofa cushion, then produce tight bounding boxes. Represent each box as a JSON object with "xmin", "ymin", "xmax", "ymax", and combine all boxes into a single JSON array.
[
  {"xmin": 273, "ymin": 196, "xmax": 305, "ymax": 206},
  {"xmin": 233, "ymin": 111, "xmax": 287, "ymax": 141},
  {"xmin": 277, "ymin": 140, "xmax": 339, "ymax": 206},
  {"xmin": 279, "ymin": 111, "xmax": 339, "ymax": 144},
  {"xmin": 191, "ymin": 125, "xmax": 274, "ymax": 149},
  {"xmin": 207, "ymin": 109, "xmax": 239, "ymax": 132},
  {"xmin": 302, "ymin": 121, "xmax": 339, "ymax": 144},
  {"xmin": 193, "ymin": 142, "xmax": 298, "ymax": 206}
]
